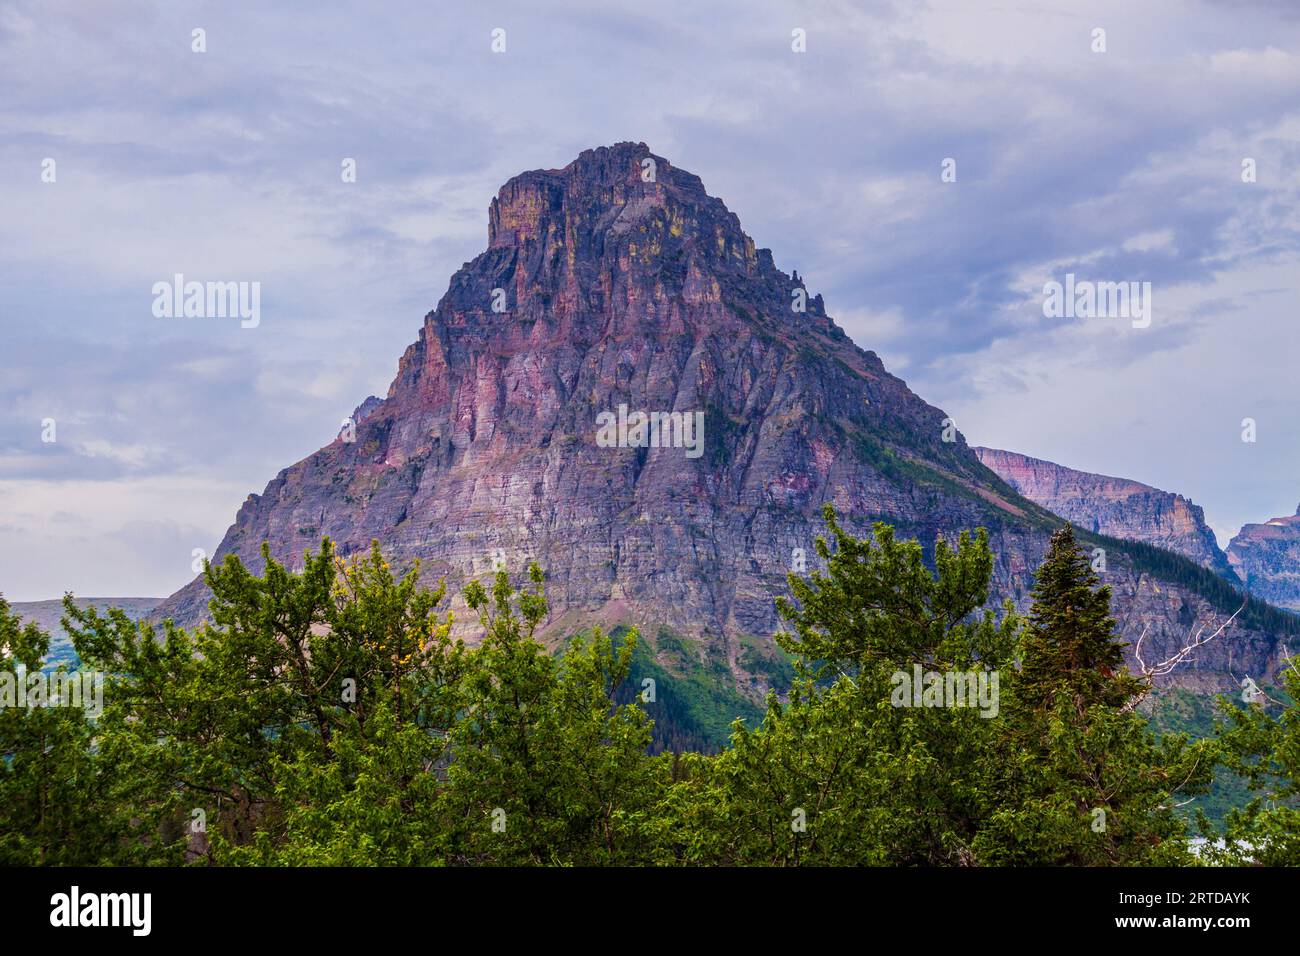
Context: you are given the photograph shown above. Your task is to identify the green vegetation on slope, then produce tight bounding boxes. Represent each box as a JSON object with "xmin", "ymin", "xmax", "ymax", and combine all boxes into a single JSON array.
[
  {"xmin": 611, "ymin": 624, "xmax": 763, "ymax": 753},
  {"xmin": 1147, "ymin": 689, "xmax": 1254, "ymax": 828}
]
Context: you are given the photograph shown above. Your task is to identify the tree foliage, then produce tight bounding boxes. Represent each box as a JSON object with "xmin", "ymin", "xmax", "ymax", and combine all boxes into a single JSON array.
[{"xmin": 0, "ymin": 514, "xmax": 1282, "ymax": 866}]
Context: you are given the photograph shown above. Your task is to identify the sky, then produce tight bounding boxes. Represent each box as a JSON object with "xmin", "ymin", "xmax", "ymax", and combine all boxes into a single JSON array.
[{"xmin": 2, "ymin": 0, "xmax": 1299, "ymax": 601}]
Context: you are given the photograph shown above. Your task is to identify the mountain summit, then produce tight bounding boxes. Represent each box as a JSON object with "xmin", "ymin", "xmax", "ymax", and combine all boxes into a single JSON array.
[{"xmin": 155, "ymin": 144, "xmax": 1290, "ymax": 704}]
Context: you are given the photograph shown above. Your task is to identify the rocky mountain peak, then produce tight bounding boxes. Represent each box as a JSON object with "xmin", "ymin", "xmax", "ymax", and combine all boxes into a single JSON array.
[
  {"xmin": 389, "ymin": 144, "xmax": 843, "ymax": 412},
  {"xmin": 151, "ymin": 146, "xmax": 1291, "ymax": 709},
  {"xmin": 489, "ymin": 142, "xmax": 728, "ymax": 251}
]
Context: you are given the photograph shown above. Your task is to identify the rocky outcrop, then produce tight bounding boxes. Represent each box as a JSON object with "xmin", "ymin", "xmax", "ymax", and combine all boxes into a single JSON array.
[
  {"xmin": 1228, "ymin": 509, "xmax": 1300, "ymax": 611},
  {"xmin": 152, "ymin": 144, "xmax": 1292, "ymax": 701},
  {"xmin": 974, "ymin": 448, "xmax": 1235, "ymax": 579}
]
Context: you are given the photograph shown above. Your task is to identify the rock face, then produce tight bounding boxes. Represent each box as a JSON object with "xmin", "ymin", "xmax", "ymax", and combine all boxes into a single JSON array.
[
  {"xmin": 1228, "ymin": 509, "xmax": 1300, "ymax": 611},
  {"xmin": 974, "ymin": 448, "xmax": 1235, "ymax": 579},
  {"xmin": 154, "ymin": 143, "xmax": 1291, "ymax": 700}
]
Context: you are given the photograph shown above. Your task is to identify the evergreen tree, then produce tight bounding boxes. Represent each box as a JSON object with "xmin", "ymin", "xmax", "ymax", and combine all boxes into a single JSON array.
[
  {"xmin": 984, "ymin": 525, "xmax": 1211, "ymax": 865},
  {"xmin": 1014, "ymin": 525, "xmax": 1143, "ymax": 715}
]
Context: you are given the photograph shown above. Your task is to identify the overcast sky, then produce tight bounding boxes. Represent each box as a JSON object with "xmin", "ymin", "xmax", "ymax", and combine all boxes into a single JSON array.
[{"xmin": 3, "ymin": 0, "xmax": 1299, "ymax": 600}]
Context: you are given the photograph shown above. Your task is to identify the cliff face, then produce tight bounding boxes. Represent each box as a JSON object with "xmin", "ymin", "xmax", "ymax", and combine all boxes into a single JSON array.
[
  {"xmin": 1228, "ymin": 510, "xmax": 1300, "ymax": 611},
  {"xmin": 974, "ymin": 448, "xmax": 1234, "ymax": 579},
  {"xmin": 153, "ymin": 144, "xmax": 1289, "ymax": 700}
]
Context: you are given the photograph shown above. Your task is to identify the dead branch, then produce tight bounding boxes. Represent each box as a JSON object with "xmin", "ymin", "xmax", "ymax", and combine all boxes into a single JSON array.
[
  {"xmin": 1124, "ymin": 601, "xmax": 1245, "ymax": 712},
  {"xmin": 1139, "ymin": 602, "xmax": 1244, "ymax": 678}
]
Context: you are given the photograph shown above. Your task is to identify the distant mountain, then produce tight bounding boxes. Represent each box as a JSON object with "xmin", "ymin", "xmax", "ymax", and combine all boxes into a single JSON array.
[
  {"xmin": 1228, "ymin": 508, "xmax": 1300, "ymax": 611},
  {"xmin": 150, "ymin": 143, "xmax": 1292, "ymax": 720},
  {"xmin": 974, "ymin": 448, "xmax": 1235, "ymax": 579},
  {"xmin": 8, "ymin": 597, "xmax": 162, "ymax": 668}
]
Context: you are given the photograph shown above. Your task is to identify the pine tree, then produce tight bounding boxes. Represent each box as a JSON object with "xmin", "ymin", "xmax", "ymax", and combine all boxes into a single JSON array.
[
  {"xmin": 1015, "ymin": 525, "xmax": 1143, "ymax": 716},
  {"xmin": 983, "ymin": 525, "xmax": 1210, "ymax": 865}
]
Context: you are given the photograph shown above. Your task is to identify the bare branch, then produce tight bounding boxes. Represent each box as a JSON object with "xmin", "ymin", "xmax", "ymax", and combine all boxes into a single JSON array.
[
  {"xmin": 1142, "ymin": 602, "xmax": 1244, "ymax": 679},
  {"xmin": 1123, "ymin": 601, "xmax": 1245, "ymax": 712}
]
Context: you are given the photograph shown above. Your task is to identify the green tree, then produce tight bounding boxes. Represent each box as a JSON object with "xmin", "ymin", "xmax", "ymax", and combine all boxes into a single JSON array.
[
  {"xmin": 1014, "ymin": 525, "xmax": 1143, "ymax": 713},
  {"xmin": 5, "ymin": 519, "xmax": 1227, "ymax": 867},
  {"xmin": 1202, "ymin": 660, "xmax": 1300, "ymax": 865},
  {"xmin": 982, "ymin": 525, "xmax": 1210, "ymax": 865},
  {"xmin": 654, "ymin": 505, "xmax": 1021, "ymax": 865},
  {"xmin": 62, "ymin": 540, "xmax": 464, "ymax": 864},
  {"xmin": 0, "ymin": 596, "xmax": 126, "ymax": 864},
  {"xmin": 200, "ymin": 542, "xmax": 468, "ymax": 864},
  {"xmin": 439, "ymin": 565, "xmax": 659, "ymax": 865}
]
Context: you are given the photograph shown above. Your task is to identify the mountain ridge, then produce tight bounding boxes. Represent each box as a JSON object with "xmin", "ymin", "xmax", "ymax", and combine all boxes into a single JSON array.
[{"xmin": 974, "ymin": 447, "xmax": 1235, "ymax": 579}]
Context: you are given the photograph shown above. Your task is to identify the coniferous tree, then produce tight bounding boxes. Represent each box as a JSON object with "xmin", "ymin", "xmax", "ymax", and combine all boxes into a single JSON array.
[
  {"xmin": 982, "ymin": 525, "xmax": 1211, "ymax": 865},
  {"xmin": 1014, "ymin": 525, "xmax": 1143, "ymax": 715}
]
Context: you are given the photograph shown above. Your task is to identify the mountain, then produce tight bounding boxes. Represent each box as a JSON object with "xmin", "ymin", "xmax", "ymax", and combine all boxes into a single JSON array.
[
  {"xmin": 1228, "ymin": 508, "xmax": 1300, "ymax": 611},
  {"xmin": 153, "ymin": 143, "xmax": 1293, "ymax": 719},
  {"xmin": 974, "ymin": 448, "xmax": 1235, "ymax": 578}
]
